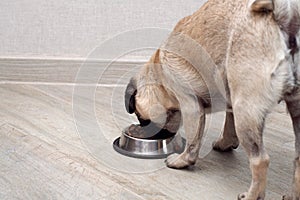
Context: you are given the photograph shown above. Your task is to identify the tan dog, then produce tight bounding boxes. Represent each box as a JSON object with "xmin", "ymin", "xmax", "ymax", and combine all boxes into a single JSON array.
[{"xmin": 125, "ymin": 0, "xmax": 300, "ymax": 199}]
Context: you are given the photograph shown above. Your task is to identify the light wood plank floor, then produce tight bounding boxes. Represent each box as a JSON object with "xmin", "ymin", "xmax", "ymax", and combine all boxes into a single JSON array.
[{"xmin": 0, "ymin": 81, "xmax": 296, "ymax": 199}]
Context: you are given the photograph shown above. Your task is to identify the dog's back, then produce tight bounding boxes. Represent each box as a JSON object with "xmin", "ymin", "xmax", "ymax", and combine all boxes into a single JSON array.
[{"xmin": 126, "ymin": 0, "xmax": 300, "ymax": 199}]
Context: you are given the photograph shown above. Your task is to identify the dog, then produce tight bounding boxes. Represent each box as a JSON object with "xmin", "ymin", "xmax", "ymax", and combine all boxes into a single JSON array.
[{"xmin": 124, "ymin": 0, "xmax": 300, "ymax": 199}]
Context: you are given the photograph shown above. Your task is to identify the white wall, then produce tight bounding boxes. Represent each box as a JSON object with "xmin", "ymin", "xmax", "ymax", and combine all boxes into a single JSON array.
[{"xmin": 0, "ymin": 0, "xmax": 205, "ymax": 60}]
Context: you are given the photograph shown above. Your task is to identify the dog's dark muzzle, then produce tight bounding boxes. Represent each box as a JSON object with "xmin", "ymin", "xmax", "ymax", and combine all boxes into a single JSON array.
[{"xmin": 135, "ymin": 111, "xmax": 178, "ymax": 139}]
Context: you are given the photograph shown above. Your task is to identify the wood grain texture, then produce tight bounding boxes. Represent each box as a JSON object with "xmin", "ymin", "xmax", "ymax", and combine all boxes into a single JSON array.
[
  {"xmin": 0, "ymin": 58, "xmax": 143, "ymax": 84},
  {"xmin": 0, "ymin": 81, "xmax": 295, "ymax": 200},
  {"xmin": 0, "ymin": 58, "xmax": 296, "ymax": 199}
]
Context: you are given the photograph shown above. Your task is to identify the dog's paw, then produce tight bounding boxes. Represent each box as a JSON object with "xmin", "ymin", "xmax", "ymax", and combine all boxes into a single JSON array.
[
  {"xmin": 165, "ymin": 153, "xmax": 193, "ymax": 169},
  {"xmin": 212, "ymin": 138, "xmax": 239, "ymax": 152},
  {"xmin": 237, "ymin": 193, "xmax": 263, "ymax": 200}
]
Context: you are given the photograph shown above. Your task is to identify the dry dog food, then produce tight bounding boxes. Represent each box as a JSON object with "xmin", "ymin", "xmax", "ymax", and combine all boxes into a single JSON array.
[
  {"xmin": 125, "ymin": 124, "xmax": 176, "ymax": 139},
  {"xmin": 126, "ymin": 124, "xmax": 150, "ymax": 139}
]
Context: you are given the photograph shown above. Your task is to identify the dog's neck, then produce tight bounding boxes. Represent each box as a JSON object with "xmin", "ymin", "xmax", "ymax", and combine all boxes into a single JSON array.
[{"xmin": 137, "ymin": 50, "xmax": 163, "ymax": 88}]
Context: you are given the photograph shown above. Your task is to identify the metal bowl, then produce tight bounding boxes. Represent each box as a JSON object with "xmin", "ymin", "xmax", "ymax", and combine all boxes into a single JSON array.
[{"xmin": 113, "ymin": 129, "xmax": 185, "ymax": 159}]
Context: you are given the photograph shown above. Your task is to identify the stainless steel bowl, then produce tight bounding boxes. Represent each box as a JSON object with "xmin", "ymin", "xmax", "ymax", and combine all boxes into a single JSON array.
[{"xmin": 113, "ymin": 130, "xmax": 185, "ymax": 159}]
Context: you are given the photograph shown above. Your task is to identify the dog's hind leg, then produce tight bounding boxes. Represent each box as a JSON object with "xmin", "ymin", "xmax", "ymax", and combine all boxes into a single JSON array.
[
  {"xmin": 231, "ymin": 96, "xmax": 271, "ymax": 200},
  {"xmin": 165, "ymin": 94, "xmax": 205, "ymax": 169},
  {"xmin": 213, "ymin": 110, "xmax": 239, "ymax": 152},
  {"xmin": 284, "ymin": 91, "xmax": 300, "ymax": 200}
]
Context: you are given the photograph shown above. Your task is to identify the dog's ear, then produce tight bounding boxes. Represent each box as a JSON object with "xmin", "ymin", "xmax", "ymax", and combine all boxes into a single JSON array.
[
  {"xmin": 249, "ymin": 0, "xmax": 274, "ymax": 13},
  {"xmin": 125, "ymin": 78, "xmax": 137, "ymax": 114}
]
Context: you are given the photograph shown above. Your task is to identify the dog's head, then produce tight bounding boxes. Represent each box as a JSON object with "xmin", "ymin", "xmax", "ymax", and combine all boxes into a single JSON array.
[{"xmin": 124, "ymin": 77, "xmax": 181, "ymax": 134}]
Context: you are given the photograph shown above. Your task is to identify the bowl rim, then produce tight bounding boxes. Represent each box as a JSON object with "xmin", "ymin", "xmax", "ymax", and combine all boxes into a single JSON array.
[
  {"xmin": 121, "ymin": 129, "xmax": 177, "ymax": 142},
  {"xmin": 113, "ymin": 136, "xmax": 186, "ymax": 159}
]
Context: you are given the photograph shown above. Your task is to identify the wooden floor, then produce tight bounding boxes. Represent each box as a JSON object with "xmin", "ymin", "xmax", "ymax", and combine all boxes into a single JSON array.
[{"xmin": 0, "ymin": 60, "xmax": 297, "ymax": 200}]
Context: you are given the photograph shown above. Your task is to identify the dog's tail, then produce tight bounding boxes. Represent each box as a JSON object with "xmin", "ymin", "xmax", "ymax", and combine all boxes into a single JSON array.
[
  {"xmin": 249, "ymin": 0, "xmax": 300, "ymax": 36},
  {"xmin": 249, "ymin": 0, "xmax": 300, "ymax": 56}
]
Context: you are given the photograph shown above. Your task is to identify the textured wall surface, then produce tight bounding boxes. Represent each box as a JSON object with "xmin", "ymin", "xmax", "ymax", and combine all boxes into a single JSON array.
[{"xmin": 0, "ymin": 0, "xmax": 206, "ymax": 59}]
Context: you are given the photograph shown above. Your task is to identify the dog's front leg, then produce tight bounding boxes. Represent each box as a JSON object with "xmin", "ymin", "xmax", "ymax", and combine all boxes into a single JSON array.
[
  {"xmin": 284, "ymin": 93, "xmax": 300, "ymax": 200},
  {"xmin": 213, "ymin": 110, "xmax": 240, "ymax": 151},
  {"xmin": 165, "ymin": 95, "xmax": 205, "ymax": 169}
]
